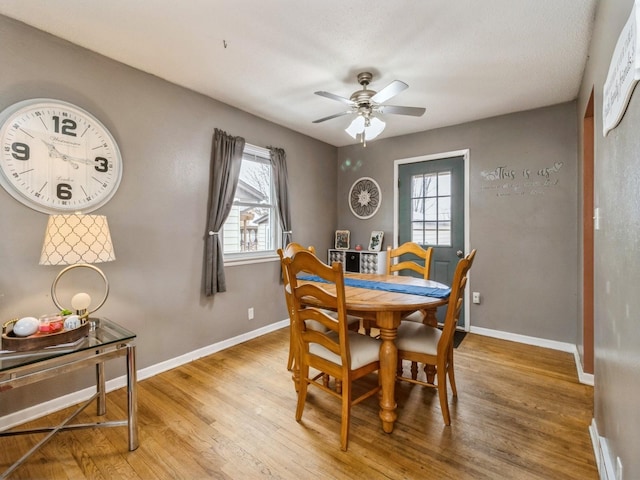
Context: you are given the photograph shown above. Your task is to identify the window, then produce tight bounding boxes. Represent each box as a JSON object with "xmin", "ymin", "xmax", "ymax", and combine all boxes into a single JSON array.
[
  {"xmin": 222, "ymin": 144, "xmax": 280, "ymax": 262},
  {"xmin": 410, "ymin": 171, "xmax": 451, "ymax": 246}
]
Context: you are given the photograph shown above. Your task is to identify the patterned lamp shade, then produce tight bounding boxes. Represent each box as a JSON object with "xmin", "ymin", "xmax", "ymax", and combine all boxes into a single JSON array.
[{"xmin": 40, "ymin": 214, "xmax": 115, "ymax": 266}]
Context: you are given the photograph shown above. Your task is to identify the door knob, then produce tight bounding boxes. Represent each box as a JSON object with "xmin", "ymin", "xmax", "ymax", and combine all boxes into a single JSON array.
[{"xmin": 456, "ymin": 250, "xmax": 464, "ymax": 258}]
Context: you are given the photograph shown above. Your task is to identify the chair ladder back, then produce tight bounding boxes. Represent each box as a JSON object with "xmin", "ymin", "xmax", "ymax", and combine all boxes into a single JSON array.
[
  {"xmin": 278, "ymin": 243, "xmax": 318, "ymax": 372},
  {"xmin": 285, "ymin": 250, "xmax": 352, "ymax": 372},
  {"xmin": 386, "ymin": 242, "xmax": 433, "ymax": 280},
  {"xmin": 438, "ymin": 250, "xmax": 475, "ymax": 352}
]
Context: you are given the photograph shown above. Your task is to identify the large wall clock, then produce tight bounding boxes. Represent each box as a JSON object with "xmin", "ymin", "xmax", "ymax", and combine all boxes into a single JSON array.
[
  {"xmin": 349, "ymin": 176, "xmax": 381, "ymax": 219},
  {"xmin": 0, "ymin": 98, "xmax": 123, "ymax": 214}
]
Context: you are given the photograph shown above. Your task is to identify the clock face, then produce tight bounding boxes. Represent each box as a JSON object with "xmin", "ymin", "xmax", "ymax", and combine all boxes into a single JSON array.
[
  {"xmin": 0, "ymin": 99, "xmax": 122, "ymax": 214},
  {"xmin": 349, "ymin": 177, "xmax": 381, "ymax": 219}
]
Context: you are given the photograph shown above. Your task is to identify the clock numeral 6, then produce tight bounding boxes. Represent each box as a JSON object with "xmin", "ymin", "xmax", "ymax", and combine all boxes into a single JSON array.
[
  {"xmin": 10, "ymin": 142, "xmax": 30, "ymax": 160},
  {"xmin": 56, "ymin": 183, "xmax": 72, "ymax": 200}
]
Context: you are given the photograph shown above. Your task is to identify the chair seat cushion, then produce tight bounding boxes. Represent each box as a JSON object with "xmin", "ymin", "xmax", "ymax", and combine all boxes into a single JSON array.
[
  {"xmin": 395, "ymin": 321, "xmax": 441, "ymax": 355},
  {"xmin": 309, "ymin": 331, "xmax": 380, "ymax": 370},
  {"xmin": 401, "ymin": 310, "xmax": 425, "ymax": 323}
]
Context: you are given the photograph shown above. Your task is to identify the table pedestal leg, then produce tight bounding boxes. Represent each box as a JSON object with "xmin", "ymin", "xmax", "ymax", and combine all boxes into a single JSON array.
[{"xmin": 377, "ymin": 320, "xmax": 398, "ymax": 433}]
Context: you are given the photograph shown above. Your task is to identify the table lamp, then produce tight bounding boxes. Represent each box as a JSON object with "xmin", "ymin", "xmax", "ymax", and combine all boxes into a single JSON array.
[{"xmin": 39, "ymin": 213, "xmax": 115, "ymax": 316}]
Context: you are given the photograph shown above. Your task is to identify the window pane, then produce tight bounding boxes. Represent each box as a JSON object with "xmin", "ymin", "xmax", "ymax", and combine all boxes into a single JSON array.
[
  {"xmin": 222, "ymin": 205, "xmax": 241, "ymax": 253},
  {"xmin": 238, "ymin": 158, "xmax": 272, "ymax": 203},
  {"xmin": 412, "ymin": 198, "xmax": 424, "ymax": 221},
  {"xmin": 438, "ymin": 221, "xmax": 451, "ymax": 245},
  {"xmin": 411, "ymin": 222, "xmax": 425, "ymax": 244},
  {"xmin": 424, "ymin": 221, "xmax": 437, "ymax": 244},
  {"xmin": 438, "ymin": 197, "xmax": 451, "ymax": 221},
  {"xmin": 412, "ymin": 175, "xmax": 424, "ymax": 198},
  {"xmin": 425, "ymin": 198, "xmax": 437, "ymax": 221},
  {"xmin": 438, "ymin": 171, "xmax": 451, "ymax": 196},
  {"xmin": 425, "ymin": 173, "xmax": 437, "ymax": 197},
  {"xmin": 223, "ymin": 144, "xmax": 279, "ymax": 257}
]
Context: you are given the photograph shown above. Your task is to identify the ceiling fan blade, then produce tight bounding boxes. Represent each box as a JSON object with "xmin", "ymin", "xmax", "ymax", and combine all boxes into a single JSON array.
[
  {"xmin": 312, "ymin": 110, "xmax": 353, "ymax": 123},
  {"xmin": 377, "ymin": 105, "xmax": 426, "ymax": 117},
  {"xmin": 314, "ymin": 91, "xmax": 355, "ymax": 105},
  {"xmin": 371, "ymin": 80, "xmax": 408, "ymax": 104}
]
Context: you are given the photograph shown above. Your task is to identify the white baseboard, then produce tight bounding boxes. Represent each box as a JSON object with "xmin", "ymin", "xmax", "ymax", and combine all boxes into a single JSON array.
[
  {"xmin": 469, "ymin": 326, "xmax": 594, "ymax": 386},
  {"xmin": 0, "ymin": 319, "xmax": 289, "ymax": 432},
  {"xmin": 590, "ymin": 419, "xmax": 616, "ymax": 480},
  {"xmin": 2, "ymin": 320, "xmax": 592, "ymax": 431}
]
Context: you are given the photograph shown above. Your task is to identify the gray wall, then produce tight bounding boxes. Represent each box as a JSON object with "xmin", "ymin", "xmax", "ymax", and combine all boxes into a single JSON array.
[
  {"xmin": 0, "ymin": 16, "xmax": 338, "ymax": 415},
  {"xmin": 337, "ymin": 103, "xmax": 579, "ymax": 342},
  {"xmin": 577, "ymin": 0, "xmax": 640, "ymax": 477}
]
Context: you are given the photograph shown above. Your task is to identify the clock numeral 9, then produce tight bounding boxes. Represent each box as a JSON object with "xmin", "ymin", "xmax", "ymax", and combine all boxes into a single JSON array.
[
  {"xmin": 57, "ymin": 183, "xmax": 72, "ymax": 200},
  {"xmin": 52, "ymin": 116, "xmax": 77, "ymax": 136},
  {"xmin": 95, "ymin": 157, "xmax": 109, "ymax": 172},
  {"xmin": 10, "ymin": 142, "xmax": 30, "ymax": 160}
]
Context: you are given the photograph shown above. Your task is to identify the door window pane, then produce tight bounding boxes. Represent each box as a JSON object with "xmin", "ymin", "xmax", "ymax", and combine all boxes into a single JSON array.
[{"xmin": 410, "ymin": 171, "xmax": 452, "ymax": 246}]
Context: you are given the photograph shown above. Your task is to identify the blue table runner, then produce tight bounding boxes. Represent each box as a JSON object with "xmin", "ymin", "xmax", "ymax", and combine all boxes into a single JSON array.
[{"xmin": 297, "ymin": 274, "xmax": 451, "ymax": 299}]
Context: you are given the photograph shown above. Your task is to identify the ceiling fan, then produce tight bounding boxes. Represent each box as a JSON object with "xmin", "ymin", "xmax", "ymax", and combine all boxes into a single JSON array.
[{"xmin": 312, "ymin": 72, "xmax": 426, "ymax": 143}]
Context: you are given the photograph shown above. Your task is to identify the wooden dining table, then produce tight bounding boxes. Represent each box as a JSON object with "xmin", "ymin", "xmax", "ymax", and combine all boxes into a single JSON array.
[{"xmin": 297, "ymin": 272, "xmax": 450, "ymax": 433}]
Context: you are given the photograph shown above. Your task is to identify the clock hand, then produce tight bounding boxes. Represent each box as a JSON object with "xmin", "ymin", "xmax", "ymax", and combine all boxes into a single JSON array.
[{"xmin": 41, "ymin": 140, "xmax": 96, "ymax": 169}]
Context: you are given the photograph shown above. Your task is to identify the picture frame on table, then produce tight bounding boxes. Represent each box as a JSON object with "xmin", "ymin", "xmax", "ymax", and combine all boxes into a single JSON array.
[
  {"xmin": 335, "ymin": 230, "xmax": 350, "ymax": 250},
  {"xmin": 368, "ymin": 231, "xmax": 384, "ymax": 251}
]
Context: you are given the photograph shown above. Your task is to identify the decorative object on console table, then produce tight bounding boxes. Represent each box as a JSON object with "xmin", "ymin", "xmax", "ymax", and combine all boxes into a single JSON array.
[
  {"xmin": 335, "ymin": 230, "xmax": 350, "ymax": 249},
  {"xmin": 2, "ymin": 316, "xmax": 90, "ymax": 352},
  {"xmin": 39, "ymin": 213, "xmax": 115, "ymax": 315},
  {"xmin": 327, "ymin": 248, "xmax": 387, "ymax": 274},
  {"xmin": 368, "ymin": 231, "xmax": 384, "ymax": 251}
]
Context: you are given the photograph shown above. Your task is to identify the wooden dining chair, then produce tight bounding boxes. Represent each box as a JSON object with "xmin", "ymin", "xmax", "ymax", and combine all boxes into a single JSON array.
[
  {"xmin": 278, "ymin": 243, "xmax": 360, "ymax": 373},
  {"xmin": 363, "ymin": 242, "xmax": 434, "ymax": 335},
  {"xmin": 395, "ymin": 249, "xmax": 476, "ymax": 425},
  {"xmin": 283, "ymin": 249, "xmax": 381, "ymax": 451}
]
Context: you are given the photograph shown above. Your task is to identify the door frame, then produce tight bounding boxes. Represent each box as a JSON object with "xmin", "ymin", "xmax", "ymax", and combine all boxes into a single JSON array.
[
  {"xmin": 393, "ymin": 149, "xmax": 471, "ymax": 330},
  {"xmin": 582, "ymin": 89, "xmax": 594, "ymax": 375}
]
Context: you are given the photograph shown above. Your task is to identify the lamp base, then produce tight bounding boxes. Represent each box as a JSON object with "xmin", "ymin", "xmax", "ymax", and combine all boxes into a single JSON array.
[{"xmin": 51, "ymin": 264, "xmax": 109, "ymax": 315}]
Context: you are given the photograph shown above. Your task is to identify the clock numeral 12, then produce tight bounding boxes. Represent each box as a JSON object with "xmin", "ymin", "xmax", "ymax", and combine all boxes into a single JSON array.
[{"xmin": 52, "ymin": 116, "xmax": 77, "ymax": 136}]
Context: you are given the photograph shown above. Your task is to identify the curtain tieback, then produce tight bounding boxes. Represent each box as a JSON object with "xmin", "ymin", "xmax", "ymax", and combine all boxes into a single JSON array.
[
  {"xmin": 283, "ymin": 230, "xmax": 292, "ymax": 234},
  {"xmin": 209, "ymin": 231, "xmax": 220, "ymax": 236}
]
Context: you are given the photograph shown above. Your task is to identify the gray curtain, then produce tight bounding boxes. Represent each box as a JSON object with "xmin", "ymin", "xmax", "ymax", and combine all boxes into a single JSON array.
[
  {"xmin": 205, "ymin": 128, "xmax": 245, "ymax": 296},
  {"xmin": 269, "ymin": 146, "xmax": 292, "ymax": 248}
]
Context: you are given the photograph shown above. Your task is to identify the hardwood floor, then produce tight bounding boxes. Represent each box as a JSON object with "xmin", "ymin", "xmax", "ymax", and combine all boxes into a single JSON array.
[{"xmin": 1, "ymin": 329, "xmax": 597, "ymax": 479}]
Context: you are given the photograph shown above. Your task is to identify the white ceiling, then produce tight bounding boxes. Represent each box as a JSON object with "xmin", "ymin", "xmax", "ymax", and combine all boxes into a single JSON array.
[{"xmin": 0, "ymin": 1, "xmax": 598, "ymax": 147}]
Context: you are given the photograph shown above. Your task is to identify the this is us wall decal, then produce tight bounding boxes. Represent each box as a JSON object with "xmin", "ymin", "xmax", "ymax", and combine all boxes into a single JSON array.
[{"xmin": 480, "ymin": 161, "xmax": 564, "ymax": 198}]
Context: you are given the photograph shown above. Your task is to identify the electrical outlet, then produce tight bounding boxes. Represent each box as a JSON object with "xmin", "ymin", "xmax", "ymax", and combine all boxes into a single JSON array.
[
  {"xmin": 248, "ymin": 307, "xmax": 254, "ymax": 320},
  {"xmin": 472, "ymin": 292, "xmax": 481, "ymax": 304}
]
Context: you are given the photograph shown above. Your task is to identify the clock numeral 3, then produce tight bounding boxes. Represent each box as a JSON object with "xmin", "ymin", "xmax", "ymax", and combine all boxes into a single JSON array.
[
  {"xmin": 56, "ymin": 183, "xmax": 72, "ymax": 200},
  {"xmin": 10, "ymin": 142, "xmax": 30, "ymax": 160},
  {"xmin": 95, "ymin": 157, "xmax": 109, "ymax": 172}
]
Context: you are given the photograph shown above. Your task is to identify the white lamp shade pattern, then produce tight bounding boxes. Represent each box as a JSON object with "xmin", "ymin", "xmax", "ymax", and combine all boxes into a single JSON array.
[{"xmin": 40, "ymin": 214, "xmax": 115, "ymax": 266}]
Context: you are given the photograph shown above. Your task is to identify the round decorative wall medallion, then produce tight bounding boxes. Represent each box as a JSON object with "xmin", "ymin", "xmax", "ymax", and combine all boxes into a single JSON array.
[{"xmin": 349, "ymin": 177, "xmax": 381, "ymax": 219}]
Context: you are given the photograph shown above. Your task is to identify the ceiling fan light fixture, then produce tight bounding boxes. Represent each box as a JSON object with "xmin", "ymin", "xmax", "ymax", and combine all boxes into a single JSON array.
[
  {"xmin": 345, "ymin": 115, "xmax": 366, "ymax": 139},
  {"xmin": 345, "ymin": 115, "xmax": 386, "ymax": 142},
  {"xmin": 364, "ymin": 116, "xmax": 385, "ymax": 140}
]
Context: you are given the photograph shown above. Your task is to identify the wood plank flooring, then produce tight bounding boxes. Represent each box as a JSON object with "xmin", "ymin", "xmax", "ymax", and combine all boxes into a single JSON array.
[{"xmin": 1, "ymin": 329, "xmax": 597, "ymax": 479}]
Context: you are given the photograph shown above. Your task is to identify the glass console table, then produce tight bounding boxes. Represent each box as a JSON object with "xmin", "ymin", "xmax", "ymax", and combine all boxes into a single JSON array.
[{"xmin": 0, "ymin": 317, "xmax": 138, "ymax": 479}]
